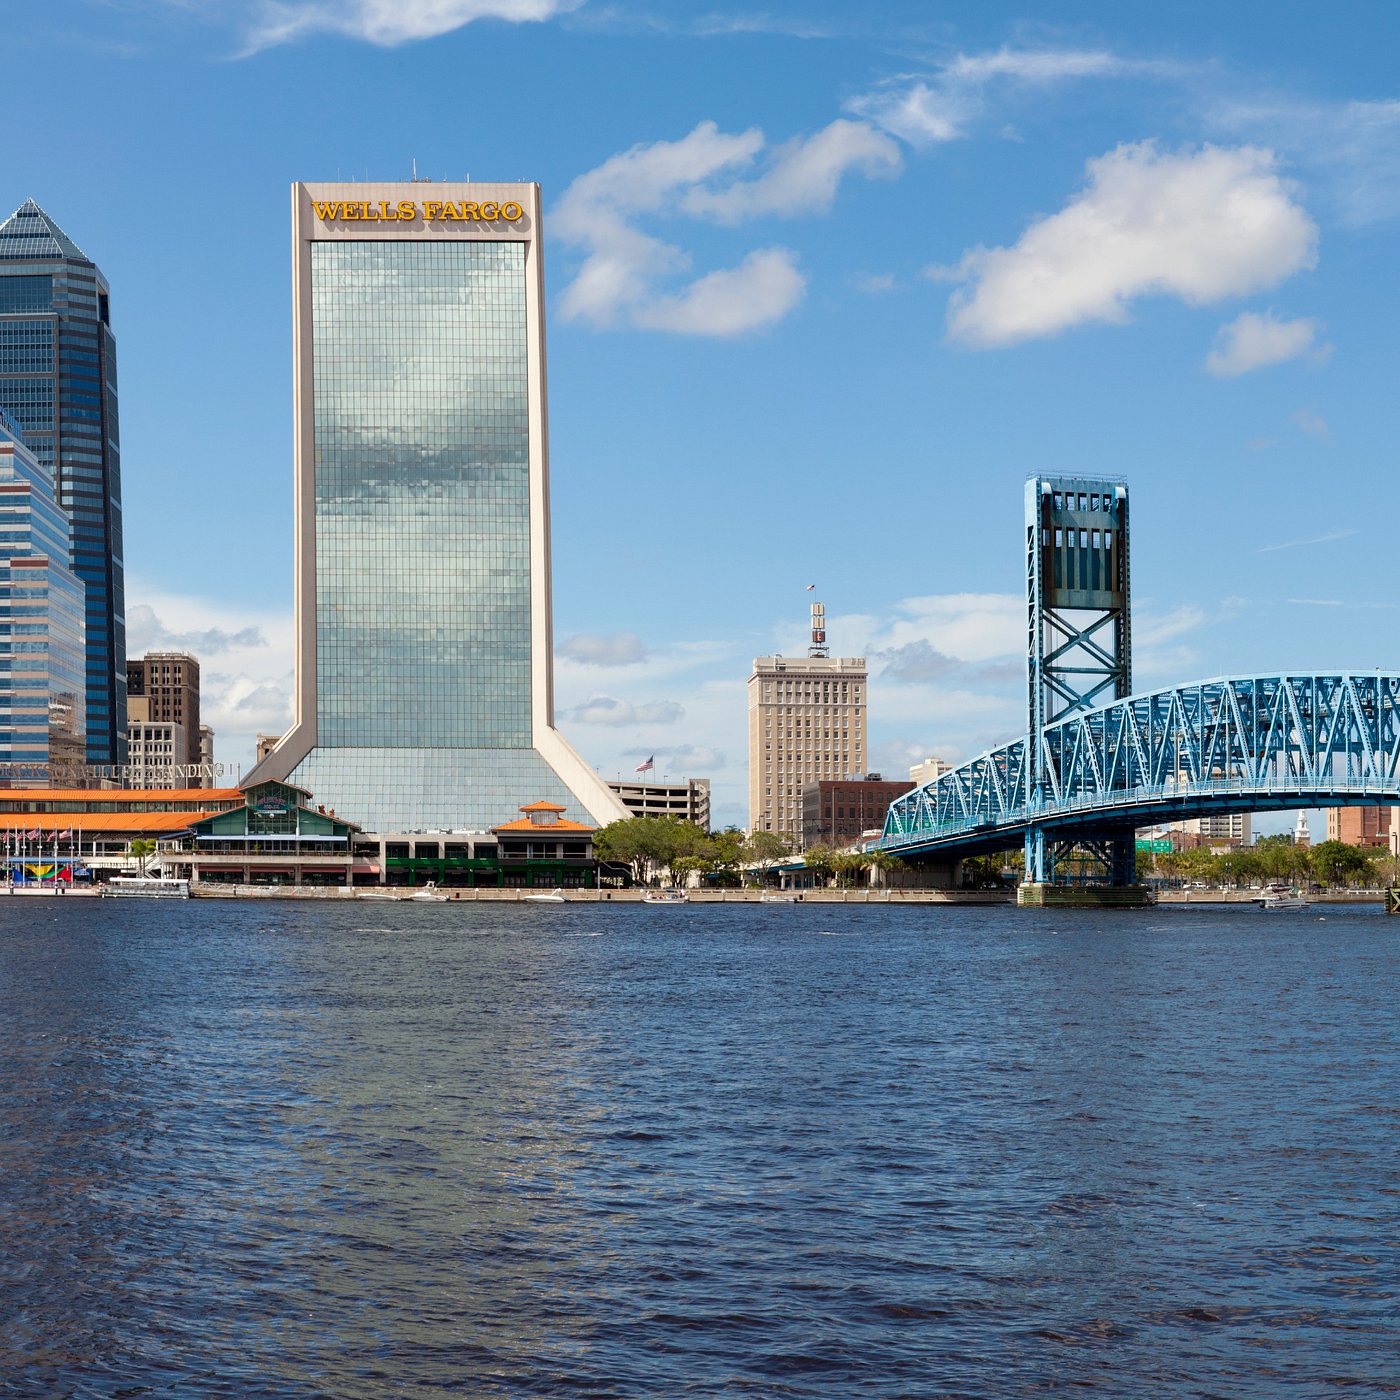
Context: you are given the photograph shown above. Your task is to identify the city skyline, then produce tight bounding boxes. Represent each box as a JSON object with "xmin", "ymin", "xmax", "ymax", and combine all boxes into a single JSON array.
[{"xmin": 6, "ymin": 1, "xmax": 1399, "ymax": 827}]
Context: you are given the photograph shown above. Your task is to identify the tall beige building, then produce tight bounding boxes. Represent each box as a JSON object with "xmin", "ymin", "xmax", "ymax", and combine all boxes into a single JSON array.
[{"xmin": 748, "ymin": 604, "xmax": 866, "ymax": 840}]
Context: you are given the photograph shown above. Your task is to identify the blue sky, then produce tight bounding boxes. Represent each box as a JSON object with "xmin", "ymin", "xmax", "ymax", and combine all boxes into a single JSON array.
[{"xmin": 7, "ymin": 0, "xmax": 1399, "ymax": 829}]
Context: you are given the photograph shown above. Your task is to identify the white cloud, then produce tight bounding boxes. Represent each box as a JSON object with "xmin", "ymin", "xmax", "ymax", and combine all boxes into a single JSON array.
[
  {"xmin": 127, "ymin": 602, "xmax": 266, "ymax": 655},
  {"xmin": 943, "ymin": 141, "xmax": 1318, "ymax": 348},
  {"xmin": 126, "ymin": 582, "xmax": 294, "ymax": 779},
  {"xmin": 848, "ymin": 47, "xmax": 1171, "ymax": 147},
  {"xmin": 569, "ymin": 694, "xmax": 685, "ymax": 726},
  {"xmin": 1205, "ymin": 310, "xmax": 1328, "ymax": 376},
  {"xmin": 554, "ymin": 118, "xmax": 894, "ymax": 335},
  {"xmin": 242, "ymin": 0, "xmax": 575, "ymax": 51},
  {"xmin": 681, "ymin": 119, "xmax": 901, "ymax": 223},
  {"xmin": 557, "ymin": 631, "xmax": 649, "ymax": 666},
  {"xmin": 1212, "ymin": 97, "xmax": 1400, "ymax": 226},
  {"xmin": 1255, "ymin": 528, "xmax": 1353, "ymax": 554},
  {"xmin": 852, "ymin": 272, "xmax": 895, "ymax": 294},
  {"xmin": 633, "ymin": 248, "xmax": 804, "ymax": 336},
  {"xmin": 1291, "ymin": 408, "xmax": 1329, "ymax": 437}
]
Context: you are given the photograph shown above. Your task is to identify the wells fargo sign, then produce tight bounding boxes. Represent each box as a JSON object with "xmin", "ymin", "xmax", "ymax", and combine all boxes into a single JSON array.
[{"xmin": 311, "ymin": 199, "xmax": 525, "ymax": 223}]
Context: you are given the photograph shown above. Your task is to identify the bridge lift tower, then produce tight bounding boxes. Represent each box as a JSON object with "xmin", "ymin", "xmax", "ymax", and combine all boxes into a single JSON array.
[{"xmin": 1025, "ymin": 476, "xmax": 1134, "ymax": 885}]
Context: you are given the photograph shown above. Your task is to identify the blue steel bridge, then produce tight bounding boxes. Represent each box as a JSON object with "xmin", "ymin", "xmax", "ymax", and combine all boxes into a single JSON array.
[
  {"xmin": 877, "ymin": 476, "xmax": 1398, "ymax": 887},
  {"xmin": 880, "ymin": 671, "xmax": 1400, "ymax": 868}
]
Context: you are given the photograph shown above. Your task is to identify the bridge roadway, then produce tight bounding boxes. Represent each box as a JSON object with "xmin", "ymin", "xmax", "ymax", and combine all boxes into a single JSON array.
[{"xmin": 879, "ymin": 672, "xmax": 1400, "ymax": 862}]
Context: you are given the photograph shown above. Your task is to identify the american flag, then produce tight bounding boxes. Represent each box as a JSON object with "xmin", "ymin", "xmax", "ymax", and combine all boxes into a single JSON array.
[{"xmin": 635, "ymin": 755, "xmax": 654, "ymax": 773}]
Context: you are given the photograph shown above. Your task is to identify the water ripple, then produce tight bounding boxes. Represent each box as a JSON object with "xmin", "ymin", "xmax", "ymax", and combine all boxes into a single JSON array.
[{"xmin": 0, "ymin": 900, "xmax": 1396, "ymax": 1396}]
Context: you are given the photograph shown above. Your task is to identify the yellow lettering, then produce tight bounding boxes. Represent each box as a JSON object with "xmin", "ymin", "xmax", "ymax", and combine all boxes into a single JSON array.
[
  {"xmin": 361, "ymin": 201, "xmax": 374, "ymax": 220},
  {"xmin": 311, "ymin": 200, "xmax": 341, "ymax": 220},
  {"xmin": 441, "ymin": 202, "xmax": 462, "ymax": 221},
  {"xmin": 340, "ymin": 202, "xmax": 359, "ymax": 221},
  {"xmin": 397, "ymin": 201, "xmax": 416, "ymax": 220},
  {"xmin": 379, "ymin": 201, "xmax": 397, "ymax": 220},
  {"xmin": 479, "ymin": 201, "xmax": 500, "ymax": 221},
  {"xmin": 423, "ymin": 200, "xmax": 441, "ymax": 220},
  {"xmin": 459, "ymin": 202, "xmax": 479, "ymax": 220},
  {"xmin": 500, "ymin": 201, "xmax": 523, "ymax": 222}
]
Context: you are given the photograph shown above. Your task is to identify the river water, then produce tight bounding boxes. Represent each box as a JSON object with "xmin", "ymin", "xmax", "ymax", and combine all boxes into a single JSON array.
[{"xmin": 0, "ymin": 899, "xmax": 1395, "ymax": 1397}]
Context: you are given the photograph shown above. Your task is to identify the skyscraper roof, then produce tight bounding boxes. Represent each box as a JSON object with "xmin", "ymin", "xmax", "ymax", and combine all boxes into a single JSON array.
[{"xmin": 0, "ymin": 198, "xmax": 92, "ymax": 263}]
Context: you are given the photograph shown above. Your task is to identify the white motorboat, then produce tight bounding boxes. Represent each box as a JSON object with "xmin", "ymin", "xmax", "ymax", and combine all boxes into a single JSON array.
[
  {"xmin": 759, "ymin": 893, "xmax": 796, "ymax": 904},
  {"xmin": 409, "ymin": 882, "xmax": 450, "ymax": 902},
  {"xmin": 524, "ymin": 888, "xmax": 568, "ymax": 904},
  {"xmin": 642, "ymin": 889, "xmax": 688, "ymax": 905},
  {"xmin": 357, "ymin": 890, "xmax": 400, "ymax": 901},
  {"xmin": 1256, "ymin": 886, "xmax": 1309, "ymax": 911}
]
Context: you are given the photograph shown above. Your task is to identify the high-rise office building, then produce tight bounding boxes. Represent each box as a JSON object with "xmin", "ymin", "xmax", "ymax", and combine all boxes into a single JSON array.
[
  {"xmin": 0, "ymin": 413, "xmax": 86, "ymax": 770},
  {"xmin": 0, "ymin": 200, "xmax": 125, "ymax": 764},
  {"xmin": 246, "ymin": 182, "xmax": 628, "ymax": 832},
  {"xmin": 1326, "ymin": 806, "xmax": 1391, "ymax": 847},
  {"xmin": 126, "ymin": 651, "xmax": 203, "ymax": 785},
  {"xmin": 748, "ymin": 602, "xmax": 867, "ymax": 841}
]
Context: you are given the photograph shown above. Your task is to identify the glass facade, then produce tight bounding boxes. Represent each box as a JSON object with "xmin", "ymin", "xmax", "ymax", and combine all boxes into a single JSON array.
[
  {"xmin": 0, "ymin": 420, "xmax": 86, "ymax": 765},
  {"xmin": 0, "ymin": 201, "xmax": 126, "ymax": 764},
  {"xmin": 285, "ymin": 235, "xmax": 587, "ymax": 831}
]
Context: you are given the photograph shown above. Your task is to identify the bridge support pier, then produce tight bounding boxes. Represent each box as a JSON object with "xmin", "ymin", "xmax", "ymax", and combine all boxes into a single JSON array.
[
  {"xmin": 1024, "ymin": 827, "xmax": 1049, "ymax": 884},
  {"xmin": 1019, "ymin": 822, "xmax": 1148, "ymax": 906}
]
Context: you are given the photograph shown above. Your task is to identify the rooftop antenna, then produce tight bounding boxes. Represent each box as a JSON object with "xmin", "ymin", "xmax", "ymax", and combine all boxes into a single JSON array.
[
  {"xmin": 412, "ymin": 157, "xmax": 417, "ymax": 181},
  {"xmin": 808, "ymin": 601, "xmax": 829, "ymax": 659}
]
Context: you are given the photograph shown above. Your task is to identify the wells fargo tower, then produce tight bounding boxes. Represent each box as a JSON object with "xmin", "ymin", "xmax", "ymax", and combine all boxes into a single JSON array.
[{"xmin": 246, "ymin": 182, "xmax": 627, "ymax": 832}]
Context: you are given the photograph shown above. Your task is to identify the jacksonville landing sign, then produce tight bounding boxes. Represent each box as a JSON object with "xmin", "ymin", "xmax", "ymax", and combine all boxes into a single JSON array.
[{"xmin": 311, "ymin": 199, "xmax": 525, "ymax": 224}]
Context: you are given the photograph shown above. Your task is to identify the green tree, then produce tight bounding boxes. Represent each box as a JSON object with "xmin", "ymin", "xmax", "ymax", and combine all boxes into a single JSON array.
[
  {"xmin": 128, "ymin": 838, "xmax": 157, "ymax": 876},
  {"xmin": 803, "ymin": 844, "xmax": 837, "ymax": 887},
  {"xmin": 703, "ymin": 826, "xmax": 748, "ymax": 885},
  {"xmin": 1308, "ymin": 840, "xmax": 1374, "ymax": 889},
  {"xmin": 830, "ymin": 851, "xmax": 872, "ymax": 888},
  {"xmin": 744, "ymin": 829, "xmax": 793, "ymax": 884},
  {"xmin": 865, "ymin": 848, "xmax": 906, "ymax": 887},
  {"xmin": 594, "ymin": 817, "xmax": 706, "ymax": 886}
]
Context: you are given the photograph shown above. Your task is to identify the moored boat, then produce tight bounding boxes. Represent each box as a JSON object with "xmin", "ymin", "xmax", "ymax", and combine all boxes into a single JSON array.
[{"xmin": 642, "ymin": 889, "xmax": 688, "ymax": 905}]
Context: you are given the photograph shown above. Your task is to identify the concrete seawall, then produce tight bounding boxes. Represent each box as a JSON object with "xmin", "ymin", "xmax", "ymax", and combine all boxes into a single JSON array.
[{"xmin": 191, "ymin": 886, "xmax": 1016, "ymax": 905}]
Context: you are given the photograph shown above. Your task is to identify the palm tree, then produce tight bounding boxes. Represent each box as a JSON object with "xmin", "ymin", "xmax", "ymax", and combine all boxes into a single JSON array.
[{"xmin": 129, "ymin": 838, "xmax": 157, "ymax": 876}]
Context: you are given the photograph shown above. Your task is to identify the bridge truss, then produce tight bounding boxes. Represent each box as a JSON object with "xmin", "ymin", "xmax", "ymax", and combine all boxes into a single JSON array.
[{"xmin": 880, "ymin": 672, "xmax": 1400, "ymax": 874}]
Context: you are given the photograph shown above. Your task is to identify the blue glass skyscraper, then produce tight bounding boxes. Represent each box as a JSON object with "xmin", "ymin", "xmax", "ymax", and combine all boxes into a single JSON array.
[
  {"xmin": 0, "ymin": 411, "xmax": 87, "ymax": 768},
  {"xmin": 0, "ymin": 200, "xmax": 125, "ymax": 764}
]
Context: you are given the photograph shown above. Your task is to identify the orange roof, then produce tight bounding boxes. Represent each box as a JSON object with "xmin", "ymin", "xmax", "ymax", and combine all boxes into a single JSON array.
[
  {"xmin": 493, "ymin": 816, "xmax": 596, "ymax": 833},
  {"xmin": 518, "ymin": 801, "xmax": 567, "ymax": 813},
  {"xmin": 0, "ymin": 788, "xmax": 243, "ymax": 802},
  {"xmin": 1, "ymin": 812, "xmax": 209, "ymax": 833}
]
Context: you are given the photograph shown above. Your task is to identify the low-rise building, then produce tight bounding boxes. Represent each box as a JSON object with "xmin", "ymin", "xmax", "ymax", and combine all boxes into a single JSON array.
[
  {"xmin": 607, "ymin": 777, "xmax": 710, "ymax": 828},
  {"xmin": 177, "ymin": 780, "xmax": 361, "ymax": 887},
  {"xmin": 0, "ymin": 786, "xmax": 244, "ymax": 882},
  {"xmin": 802, "ymin": 775, "xmax": 914, "ymax": 848}
]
